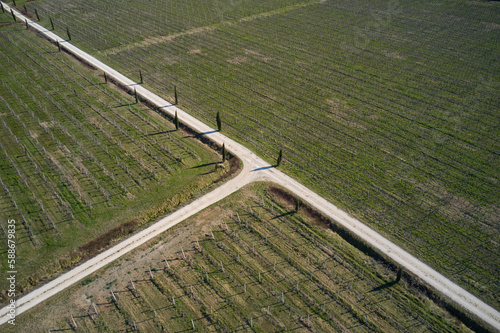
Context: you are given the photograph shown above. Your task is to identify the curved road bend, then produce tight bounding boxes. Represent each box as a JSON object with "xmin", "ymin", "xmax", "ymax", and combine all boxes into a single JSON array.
[{"xmin": 1, "ymin": 3, "xmax": 499, "ymax": 331}]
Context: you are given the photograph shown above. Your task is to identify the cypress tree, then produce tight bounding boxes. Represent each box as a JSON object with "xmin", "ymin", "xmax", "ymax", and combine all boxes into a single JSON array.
[
  {"xmin": 276, "ymin": 149, "xmax": 283, "ymax": 167},
  {"xmin": 23, "ymin": 4, "xmax": 27, "ymax": 13},
  {"xmin": 134, "ymin": 88, "xmax": 138, "ymax": 104},
  {"xmin": 50, "ymin": 17, "xmax": 54, "ymax": 30},
  {"xmin": 1, "ymin": 3, "xmax": 4, "ymax": 13},
  {"xmin": 57, "ymin": 41, "xmax": 61, "ymax": 52},
  {"xmin": 216, "ymin": 111, "xmax": 222, "ymax": 131},
  {"xmin": 174, "ymin": 111, "xmax": 179, "ymax": 130},
  {"xmin": 295, "ymin": 199, "xmax": 299, "ymax": 212},
  {"xmin": 66, "ymin": 27, "xmax": 71, "ymax": 41},
  {"xmin": 396, "ymin": 267, "xmax": 403, "ymax": 283},
  {"xmin": 35, "ymin": 9, "xmax": 39, "ymax": 21},
  {"xmin": 25, "ymin": 19, "xmax": 28, "ymax": 29},
  {"xmin": 12, "ymin": 0, "xmax": 16, "ymax": 7},
  {"xmin": 222, "ymin": 143, "xmax": 226, "ymax": 162},
  {"xmin": 174, "ymin": 85, "xmax": 178, "ymax": 105},
  {"xmin": 104, "ymin": 72, "xmax": 107, "ymax": 83},
  {"xmin": 139, "ymin": 69, "xmax": 143, "ymax": 84}
]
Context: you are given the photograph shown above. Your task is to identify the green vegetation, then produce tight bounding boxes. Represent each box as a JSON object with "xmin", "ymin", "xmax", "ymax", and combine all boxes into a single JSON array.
[
  {"xmin": 7, "ymin": 184, "xmax": 472, "ymax": 332},
  {"xmin": 17, "ymin": 0, "xmax": 499, "ymax": 309},
  {"xmin": 0, "ymin": 21, "xmax": 233, "ymax": 301}
]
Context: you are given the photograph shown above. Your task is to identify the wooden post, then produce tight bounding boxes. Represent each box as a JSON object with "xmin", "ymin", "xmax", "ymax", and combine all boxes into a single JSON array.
[
  {"xmin": 92, "ymin": 303, "xmax": 99, "ymax": 315},
  {"xmin": 165, "ymin": 258, "xmax": 170, "ymax": 269},
  {"xmin": 181, "ymin": 247, "xmax": 186, "ymax": 260},
  {"xmin": 130, "ymin": 280, "xmax": 136, "ymax": 290},
  {"xmin": 149, "ymin": 267, "xmax": 154, "ymax": 279},
  {"xmin": 111, "ymin": 290, "xmax": 117, "ymax": 302},
  {"xmin": 71, "ymin": 315, "xmax": 77, "ymax": 328}
]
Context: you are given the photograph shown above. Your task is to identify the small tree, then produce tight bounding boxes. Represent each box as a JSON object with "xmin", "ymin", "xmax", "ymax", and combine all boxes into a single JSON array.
[
  {"xmin": 103, "ymin": 72, "xmax": 107, "ymax": 83},
  {"xmin": 276, "ymin": 149, "xmax": 283, "ymax": 167},
  {"xmin": 134, "ymin": 88, "xmax": 138, "ymax": 104},
  {"xmin": 174, "ymin": 85, "xmax": 178, "ymax": 105},
  {"xmin": 222, "ymin": 143, "xmax": 226, "ymax": 162},
  {"xmin": 216, "ymin": 111, "xmax": 222, "ymax": 131},
  {"xmin": 35, "ymin": 9, "xmax": 39, "ymax": 21},
  {"xmin": 174, "ymin": 111, "xmax": 179, "ymax": 130},
  {"xmin": 50, "ymin": 17, "xmax": 54, "ymax": 30},
  {"xmin": 66, "ymin": 27, "xmax": 71, "ymax": 41},
  {"xmin": 139, "ymin": 69, "xmax": 143, "ymax": 84},
  {"xmin": 396, "ymin": 267, "xmax": 403, "ymax": 283}
]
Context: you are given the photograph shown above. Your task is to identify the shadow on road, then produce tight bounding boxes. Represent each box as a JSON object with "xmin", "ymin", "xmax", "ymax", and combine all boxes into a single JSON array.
[{"xmin": 252, "ymin": 165, "xmax": 274, "ymax": 172}]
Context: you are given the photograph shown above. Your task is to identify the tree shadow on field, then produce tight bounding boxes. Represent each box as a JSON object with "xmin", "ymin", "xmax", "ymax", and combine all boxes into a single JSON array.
[
  {"xmin": 370, "ymin": 281, "xmax": 397, "ymax": 292},
  {"xmin": 271, "ymin": 211, "xmax": 295, "ymax": 220},
  {"xmin": 144, "ymin": 130, "xmax": 176, "ymax": 136},
  {"xmin": 191, "ymin": 162, "xmax": 219, "ymax": 169}
]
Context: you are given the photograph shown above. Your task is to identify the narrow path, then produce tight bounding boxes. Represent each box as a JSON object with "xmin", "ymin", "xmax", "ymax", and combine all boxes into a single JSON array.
[{"xmin": 1, "ymin": 3, "xmax": 499, "ymax": 331}]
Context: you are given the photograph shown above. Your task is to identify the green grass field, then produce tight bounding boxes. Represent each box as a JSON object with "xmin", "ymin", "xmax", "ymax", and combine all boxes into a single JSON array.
[
  {"xmin": 14, "ymin": 0, "xmax": 500, "ymax": 310},
  {"xmin": 0, "ymin": 20, "xmax": 233, "ymax": 301},
  {"xmin": 7, "ymin": 183, "xmax": 472, "ymax": 333}
]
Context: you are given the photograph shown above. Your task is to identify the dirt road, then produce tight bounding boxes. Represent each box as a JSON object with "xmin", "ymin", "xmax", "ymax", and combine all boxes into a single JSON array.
[{"xmin": 1, "ymin": 3, "xmax": 499, "ymax": 331}]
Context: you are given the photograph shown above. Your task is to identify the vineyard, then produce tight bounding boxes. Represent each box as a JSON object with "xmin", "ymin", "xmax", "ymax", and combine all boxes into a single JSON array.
[
  {"xmin": 14, "ymin": 0, "xmax": 500, "ymax": 309},
  {"xmin": 0, "ymin": 20, "xmax": 230, "ymax": 300},
  {"xmin": 7, "ymin": 184, "xmax": 471, "ymax": 332}
]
